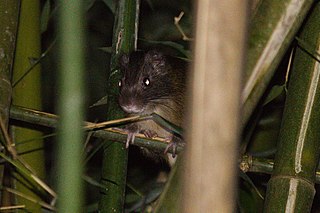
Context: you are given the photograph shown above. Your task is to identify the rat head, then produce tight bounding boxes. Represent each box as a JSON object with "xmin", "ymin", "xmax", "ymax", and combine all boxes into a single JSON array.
[{"xmin": 118, "ymin": 50, "xmax": 174, "ymax": 115}]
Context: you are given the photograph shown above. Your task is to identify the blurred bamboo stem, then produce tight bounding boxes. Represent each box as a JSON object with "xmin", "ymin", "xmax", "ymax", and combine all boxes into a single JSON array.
[
  {"xmin": 182, "ymin": 1, "xmax": 247, "ymax": 212},
  {"xmin": 56, "ymin": 0, "xmax": 85, "ymax": 212}
]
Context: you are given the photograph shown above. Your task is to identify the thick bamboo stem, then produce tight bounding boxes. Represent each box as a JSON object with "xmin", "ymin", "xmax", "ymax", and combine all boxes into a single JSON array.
[{"xmin": 264, "ymin": 3, "xmax": 320, "ymax": 212}]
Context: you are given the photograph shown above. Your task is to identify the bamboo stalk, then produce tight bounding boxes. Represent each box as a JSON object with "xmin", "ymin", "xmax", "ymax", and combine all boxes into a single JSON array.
[
  {"xmin": 56, "ymin": 0, "xmax": 85, "ymax": 212},
  {"xmin": 264, "ymin": 3, "xmax": 320, "ymax": 212},
  {"xmin": 240, "ymin": 155, "xmax": 320, "ymax": 184},
  {"xmin": 0, "ymin": 0, "xmax": 20, "ymax": 207},
  {"xmin": 11, "ymin": 105, "xmax": 320, "ymax": 188},
  {"xmin": 11, "ymin": 0, "xmax": 45, "ymax": 211},
  {"xmin": 0, "ymin": 0, "xmax": 19, "ymax": 127},
  {"xmin": 182, "ymin": 0, "xmax": 247, "ymax": 212},
  {"xmin": 99, "ymin": 0, "xmax": 140, "ymax": 211},
  {"xmin": 9, "ymin": 105, "xmax": 182, "ymax": 154}
]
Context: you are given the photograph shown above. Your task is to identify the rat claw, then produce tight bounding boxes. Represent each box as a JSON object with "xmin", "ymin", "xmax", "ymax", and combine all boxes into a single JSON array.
[
  {"xmin": 164, "ymin": 135, "xmax": 185, "ymax": 158},
  {"xmin": 141, "ymin": 129, "xmax": 158, "ymax": 138},
  {"xmin": 125, "ymin": 139, "xmax": 130, "ymax": 149},
  {"xmin": 117, "ymin": 124, "xmax": 139, "ymax": 149},
  {"xmin": 126, "ymin": 132, "xmax": 136, "ymax": 148},
  {"xmin": 112, "ymin": 127, "xmax": 123, "ymax": 132},
  {"xmin": 164, "ymin": 141, "xmax": 177, "ymax": 158}
]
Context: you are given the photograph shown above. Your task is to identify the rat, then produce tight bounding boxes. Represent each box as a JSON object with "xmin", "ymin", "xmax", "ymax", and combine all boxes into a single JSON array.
[{"xmin": 117, "ymin": 49, "xmax": 187, "ymax": 160}]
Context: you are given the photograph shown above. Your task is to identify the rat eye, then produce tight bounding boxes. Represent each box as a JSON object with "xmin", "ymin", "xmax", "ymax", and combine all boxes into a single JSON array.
[
  {"xmin": 143, "ymin": 78, "xmax": 150, "ymax": 86},
  {"xmin": 118, "ymin": 80, "xmax": 122, "ymax": 87}
]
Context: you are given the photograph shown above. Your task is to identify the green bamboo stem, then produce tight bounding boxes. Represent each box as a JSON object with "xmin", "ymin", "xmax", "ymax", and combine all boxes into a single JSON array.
[
  {"xmin": 0, "ymin": 0, "xmax": 20, "ymax": 207},
  {"xmin": 9, "ymin": 106, "xmax": 183, "ymax": 154},
  {"xmin": 243, "ymin": 0, "xmax": 314, "ymax": 126},
  {"xmin": 240, "ymin": 155, "xmax": 320, "ymax": 184},
  {"xmin": 0, "ymin": 0, "xmax": 19, "ymax": 128},
  {"xmin": 11, "ymin": 0, "xmax": 45, "ymax": 211},
  {"xmin": 240, "ymin": 155, "xmax": 274, "ymax": 175},
  {"xmin": 11, "ymin": 105, "xmax": 320, "ymax": 188},
  {"xmin": 99, "ymin": 0, "xmax": 140, "ymax": 211},
  {"xmin": 264, "ymin": 3, "xmax": 320, "ymax": 212},
  {"xmin": 56, "ymin": 0, "xmax": 85, "ymax": 212}
]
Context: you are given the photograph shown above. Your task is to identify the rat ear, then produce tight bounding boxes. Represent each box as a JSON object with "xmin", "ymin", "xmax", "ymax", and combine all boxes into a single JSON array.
[
  {"xmin": 119, "ymin": 54, "xmax": 130, "ymax": 68},
  {"xmin": 145, "ymin": 50, "xmax": 166, "ymax": 70}
]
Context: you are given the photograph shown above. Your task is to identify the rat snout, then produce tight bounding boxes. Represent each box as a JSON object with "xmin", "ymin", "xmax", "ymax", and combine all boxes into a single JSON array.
[
  {"xmin": 119, "ymin": 96, "xmax": 145, "ymax": 114},
  {"xmin": 121, "ymin": 104, "xmax": 144, "ymax": 114}
]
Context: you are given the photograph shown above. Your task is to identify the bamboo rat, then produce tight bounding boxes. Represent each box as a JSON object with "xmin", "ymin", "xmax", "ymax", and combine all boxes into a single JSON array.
[{"xmin": 118, "ymin": 49, "xmax": 187, "ymax": 160}]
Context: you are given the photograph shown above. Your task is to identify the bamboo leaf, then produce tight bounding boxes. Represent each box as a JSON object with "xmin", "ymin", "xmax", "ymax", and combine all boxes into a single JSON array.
[
  {"xmin": 83, "ymin": 175, "xmax": 106, "ymax": 190},
  {"xmin": 139, "ymin": 38, "xmax": 191, "ymax": 59},
  {"xmin": 295, "ymin": 36, "xmax": 320, "ymax": 63},
  {"xmin": 1, "ymin": 186, "xmax": 56, "ymax": 211},
  {"xmin": 239, "ymin": 171, "xmax": 264, "ymax": 200},
  {"xmin": 40, "ymin": 0, "xmax": 51, "ymax": 33},
  {"xmin": 86, "ymin": 0, "xmax": 97, "ymax": 11},
  {"xmin": 126, "ymin": 183, "xmax": 163, "ymax": 212},
  {"xmin": 90, "ymin": 95, "xmax": 108, "ymax": 107},
  {"xmin": 151, "ymin": 113, "xmax": 183, "ymax": 136},
  {"xmin": 263, "ymin": 85, "xmax": 285, "ymax": 106},
  {"xmin": 101, "ymin": 0, "xmax": 116, "ymax": 14},
  {"xmin": 98, "ymin": 46, "xmax": 112, "ymax": 54},
  {"xmin": 0, "ymin": 152, "xmax": 56, "ymax": 201},
  {"xmin": 13, "ymin": 39, "xmax": 56, "ymax": 87}
]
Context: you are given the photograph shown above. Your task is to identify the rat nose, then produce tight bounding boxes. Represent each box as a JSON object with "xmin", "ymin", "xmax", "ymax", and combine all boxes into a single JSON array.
[
  {"xmin": 120, "ymin": 104, "xmax": 144, "ymax": 114},
  {"xmin": 119, "ymin": 96, "xmax": 144, "ymax": 114}
]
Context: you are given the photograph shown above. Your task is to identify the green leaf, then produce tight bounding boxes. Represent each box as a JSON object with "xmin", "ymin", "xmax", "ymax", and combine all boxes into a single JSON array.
[
  {"xmin": 83, "ymin": 175, "xmax": 107, "ymax": 190},
  {"xmin": 90, "ymin": 95, "xmax": 108, "ymax": 107},
  {"xmin": 101, "ymin": 0, "xmax": 116, "ymax": 14},
  {"xmin": 40, "ymin": 0, "xmax": 50, "ymax": 33},
  {"xmin": 86, "ymin": 0, "xmax": 97, "ymax": 11},
  {"xmin": 295, "ymin": 36, "xmax": 320, "ymax": 63},
  {"xmin": 263, "ymin": 85, "xmax": 285, "ymax": 106},
  {"xmin": 238, "ymin": 174, "xmax": 264, "ymax": 213},
  {"xmin": 98, "ymin": 46, "xmax": 113, "ymax": 54},
  {"xmin": 140, "ymin": 38, "xmax": 191, "ymax": 59},
  {"xmin": 126, "ymin": 183, "xmax": 163, "ymax": 212},
  {"xmin": 239, "ymin": 171, "xmax": 264, "ymax": 200},
  {"xmin": 151, "ymin": 113, "xmax": 183, "ymax": 136}
]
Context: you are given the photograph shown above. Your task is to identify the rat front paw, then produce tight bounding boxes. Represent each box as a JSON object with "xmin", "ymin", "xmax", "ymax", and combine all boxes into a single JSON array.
[
  {"xmin": 141, "ymin": 129, "xmax": 158, "ymax": 138},
  {"xmin": 164, "ymin": 135, "xmax": 184, "ymax": 158},
  {"xmin": 126, "ymin": 132, "xmax": 136, "ymax": 148},
  {"xmin": 121, "ymin": 123, "xmax": 140, "ymax": 148}
]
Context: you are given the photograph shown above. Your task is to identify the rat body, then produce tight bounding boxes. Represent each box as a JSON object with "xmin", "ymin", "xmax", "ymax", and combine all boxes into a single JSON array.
[{"xmin": 118, "ymin": 50, "xmax": 187, "ymax": 159}]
